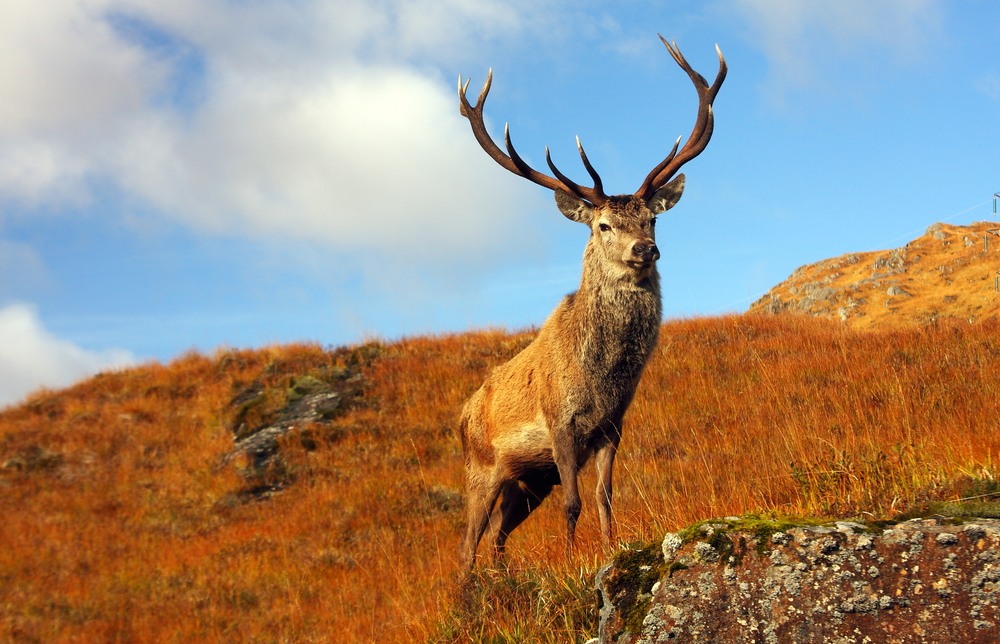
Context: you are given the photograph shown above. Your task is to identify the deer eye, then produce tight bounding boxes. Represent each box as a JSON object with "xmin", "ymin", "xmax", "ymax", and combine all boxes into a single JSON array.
[{"xmin": 599, "ymin": 223, "xmax": 612, "ymax": 232}]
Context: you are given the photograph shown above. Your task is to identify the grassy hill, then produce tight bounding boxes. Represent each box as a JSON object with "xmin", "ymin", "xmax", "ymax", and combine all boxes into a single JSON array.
[
  {"xmin": 751, "ymin": 221, "xmax": 1000, "ymax": 328},
  {"xmin": 3, "ymin": 313, "xmax": 1000, "ymax": 641}
]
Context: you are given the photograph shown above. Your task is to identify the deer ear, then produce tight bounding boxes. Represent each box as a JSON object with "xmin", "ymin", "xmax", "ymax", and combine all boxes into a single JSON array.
[
  {"xmin": 555, "ymin": 190, "xmax": 594, "ymax": 223},
  {"xmin": 646, "ymin": 174, "xmax": 685, "ymax": 214}
]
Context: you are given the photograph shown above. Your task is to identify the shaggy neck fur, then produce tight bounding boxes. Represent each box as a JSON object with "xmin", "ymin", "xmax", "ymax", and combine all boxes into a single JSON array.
[{"xmin": 573, "ymin": 241, "xmax": 662, "ymax": 402}]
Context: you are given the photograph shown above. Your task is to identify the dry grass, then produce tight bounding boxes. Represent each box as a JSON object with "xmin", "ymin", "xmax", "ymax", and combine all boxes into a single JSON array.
[{"xmin": 2, "ymin": 315, "xmax": 1000, "ymax": 641}]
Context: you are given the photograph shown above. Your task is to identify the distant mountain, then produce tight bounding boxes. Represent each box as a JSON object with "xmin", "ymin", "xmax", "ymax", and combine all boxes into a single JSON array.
[{"xmin": 751, "ymin": 221, "xmax": 1000, "ymax": 328}]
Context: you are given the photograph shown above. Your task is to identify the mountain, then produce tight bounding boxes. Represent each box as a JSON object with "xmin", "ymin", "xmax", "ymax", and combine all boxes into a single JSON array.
[{"xmin": 750, "ymin": 221, "xmax": 1000, "ymax": 328}]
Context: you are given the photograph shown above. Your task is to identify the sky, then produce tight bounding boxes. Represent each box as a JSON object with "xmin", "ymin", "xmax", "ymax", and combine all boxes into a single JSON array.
[{"xmin": 0, "ymin": 0, "xmax": 998, "ymax": 407}]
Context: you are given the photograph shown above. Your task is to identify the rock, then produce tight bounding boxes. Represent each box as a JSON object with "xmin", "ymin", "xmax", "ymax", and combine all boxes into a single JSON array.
[
  {"xmin": 800, "ymin": 283, "xmax": 839, "ymax": 306},
  {"xmin": 228, "ymin": 387, "xmax": 347, "ymax": 469},
  {"xmin": 221, "ymin": 368, "xmax": 367, "ymax": 500},
  {"xmin": 1, "ymin": 445, "xmax": 64, "ymax": 472},
  {"xmin": 757, "ymin": 294, "xmax": 788, "ymax": 315},
  {"xmin": 872, "ymin": 248, "xmax": 906, "ymax": 275},
  {"xmin": 596, "ymin": 516, "xmax": 1000, "ymax": 643}
]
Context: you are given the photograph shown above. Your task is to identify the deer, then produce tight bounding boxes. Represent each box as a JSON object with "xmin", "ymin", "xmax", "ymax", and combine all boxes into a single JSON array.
[{"xmin": 456, "ymin": 35, "xmax": 726, "ymax": 569}]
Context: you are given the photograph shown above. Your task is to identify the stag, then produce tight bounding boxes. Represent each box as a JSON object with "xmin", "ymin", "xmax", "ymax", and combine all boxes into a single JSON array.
[{"xmin": 457, "ymin": 35, "xmax": 726, "ymax": 568}]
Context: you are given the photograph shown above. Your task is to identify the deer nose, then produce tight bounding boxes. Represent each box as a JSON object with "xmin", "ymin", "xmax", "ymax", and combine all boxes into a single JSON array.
[{"xmin": 632, "ymin": 241, "xmax": 660, "ymax": 263}]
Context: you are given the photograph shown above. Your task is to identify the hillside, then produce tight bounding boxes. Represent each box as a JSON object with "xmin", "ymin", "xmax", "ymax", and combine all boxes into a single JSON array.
[
  {"xmin": 3, "ymin": 315, "xmax": 1000, "ymax": 641},
  {"xmin": 750, "ymin": 221, "xmax": 1000, "ymax": 328}
]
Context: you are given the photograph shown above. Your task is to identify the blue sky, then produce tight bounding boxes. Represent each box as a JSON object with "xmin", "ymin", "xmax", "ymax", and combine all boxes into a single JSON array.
[{"xmin": 0, "ymin": 0, "xmax": 997, "ymax": 406}]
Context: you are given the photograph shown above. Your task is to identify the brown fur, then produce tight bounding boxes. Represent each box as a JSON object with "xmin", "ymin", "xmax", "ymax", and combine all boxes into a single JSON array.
[{"xmin": 459, "ymin": 183, "xmax": 684, "ymax": 568}]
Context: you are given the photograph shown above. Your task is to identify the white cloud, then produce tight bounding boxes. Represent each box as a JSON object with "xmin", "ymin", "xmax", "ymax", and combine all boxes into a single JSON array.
[
  {"xmin": 0, "ymin": 303, "xmax": 136, "ymax": 408},
  {"xmin": 0, "ymin": 0, "xmax": 163, "ymax": 206},
  {"xmin": 112, "ymin": 64, "xmax": 538, "ymax": 264},
  {"xmin": 731, "ymin": 0, "xmax": 943, "ymax": 100},
  {"xmin": 0, "ymin": 0, "xmax": 163, "ymax": 139},
  {"xmin": 0, "ymin": 141, "xmax": 91, "ymax": 207},
  {"xmin": 0, "ymin": 0, "xmax": 558, "ymax": 267}
]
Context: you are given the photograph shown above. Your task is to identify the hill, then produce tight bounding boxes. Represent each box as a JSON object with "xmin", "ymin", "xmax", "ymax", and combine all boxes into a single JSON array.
[
  {"xmin": 750, "ymin": 221, "xmax": 1000, "ymax": 328},
  {"xmin": 3, "ymin": 315, "xmax": 1000, "ymax": 641}
]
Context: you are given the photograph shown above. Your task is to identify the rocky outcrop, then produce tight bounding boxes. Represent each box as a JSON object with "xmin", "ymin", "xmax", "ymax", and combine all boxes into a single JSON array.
[
  {"xmin": 228, "ymin": 375, "xmax": 359, "ymax": 469},
  {"xmin": 596, "ymin": 516, "xmax": 1000, "ymax": 643},
  {"xmin": 223, "ymin": 365, "xmax": 369, "ymax": 499},
  {"xmin": 749, "ymin": 221, "xmax": 1000, "ymax": 328}
]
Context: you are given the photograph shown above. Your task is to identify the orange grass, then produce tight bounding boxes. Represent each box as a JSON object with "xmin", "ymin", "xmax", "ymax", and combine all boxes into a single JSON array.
[{"xmin": 2, "ymin": 314, "xmax": 1000, "ymax": 641}]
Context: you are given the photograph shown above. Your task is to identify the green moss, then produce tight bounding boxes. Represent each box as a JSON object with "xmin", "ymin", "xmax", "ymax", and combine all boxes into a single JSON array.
[
  {"xmin": 675, "ymin": 514, "xmax": 839, "ymax": 559},
  {"xmin": 286, "ymin": 375, "xmax": 328, "ymax": 402},
  {"xmin": 230, "ymin": 387, "xmax": 277, "ymax": 440},
  {"xmin": 737, "ymin": 516, "xmax": 831, "ymax": 555},
  {"xmin": 895, "ymin": 500, "xmax": 1000, "ymax": 522},
  {"xmin": 895, "ymin": 476, "xmax": 1000, "ymax": 522},
  {"xmin": 604, "ymin": 543, "xmax": 666, "ymax": 637}
]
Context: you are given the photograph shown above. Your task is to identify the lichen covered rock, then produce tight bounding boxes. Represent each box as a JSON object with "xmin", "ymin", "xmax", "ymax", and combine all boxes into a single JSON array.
[{"xmin": 597, "ymin": 517, "xmax": 1000, "ymax": 643}]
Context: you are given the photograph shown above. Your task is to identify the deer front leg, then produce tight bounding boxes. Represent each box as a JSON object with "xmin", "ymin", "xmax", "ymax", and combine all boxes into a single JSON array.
[
  {"xmin": 594, "ymin": 441, "xmax": 618, "ymax": 547},
  {"xmin": 552, "ymin": 437, "xmax": 582, "ymax": 559}
]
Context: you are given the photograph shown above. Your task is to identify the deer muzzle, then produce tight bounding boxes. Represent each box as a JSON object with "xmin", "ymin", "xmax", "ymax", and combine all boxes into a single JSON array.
[{"xmin": 630, "ymin": 240, "xmax": 660, "ymax": 265}]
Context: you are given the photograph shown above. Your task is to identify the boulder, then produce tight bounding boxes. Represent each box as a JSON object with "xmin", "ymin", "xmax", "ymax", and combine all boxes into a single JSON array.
[{"xmin": 596, "ymin": 516, "xmax": 1000, "ymax": 643}]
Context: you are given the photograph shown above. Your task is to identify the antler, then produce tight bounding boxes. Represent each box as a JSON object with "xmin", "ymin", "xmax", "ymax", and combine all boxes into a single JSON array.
[
  {"xmin": 458, "ymin": 69, "xmax": 609, "ymax": 206},
  {"xmin": 458, "ymin": 36, "xmax": 725, "ymax": 206},
  {"xmin": 634, "ymin": 36, "xmax": 727, "ymax": 201}
]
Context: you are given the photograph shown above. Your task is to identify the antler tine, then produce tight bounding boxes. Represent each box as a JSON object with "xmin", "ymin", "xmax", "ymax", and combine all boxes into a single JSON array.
[
  {"xmin": 458, "ymin": 70, "xmax": 608, "ymax": 205},
  {"xmin": 502, "ymin": 123, "xmax": 559, "ymax": 192},
  {"xmin": 458, "ymin": 69, "xmax": 527, "ymax": 180},
  {"xmin": 634, "ymin": 37, "xmax": 727, "ymax": 201},
  {"xmin": 575, "ymin": 137, "xmax": 605, "ymax": 197},
  {"xmin": 543, "ymin": 139, "xmax": 607, "ymax": 202}
]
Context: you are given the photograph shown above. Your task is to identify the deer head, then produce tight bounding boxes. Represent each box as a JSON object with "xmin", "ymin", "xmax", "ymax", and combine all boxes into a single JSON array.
[{"xmin": 458, "ymin": 36, "xmax": 726, "ymax": 279}]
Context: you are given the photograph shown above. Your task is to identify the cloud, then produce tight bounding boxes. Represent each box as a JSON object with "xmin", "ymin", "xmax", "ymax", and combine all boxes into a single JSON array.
[
  {"xmin": 0, "ymin": 0, "xmax": 168, "ymax": 207},
  {"xmin": 731, "ymin": 0, "xmax": 943, "ymax": 101},
  {"xmin": 0, "ymin": 303, "xmax": 136, "ymax": 408},
  {"xmin": 0, "ymin": 0, "xmax": 558, "ymax": 268},
  {"xmin": 112, "ymin": 64, "xmax": 538, "ymax": 265},
  {"xmin": 0, "ymin": 0, "xmax": 164, "ymax": 138}
]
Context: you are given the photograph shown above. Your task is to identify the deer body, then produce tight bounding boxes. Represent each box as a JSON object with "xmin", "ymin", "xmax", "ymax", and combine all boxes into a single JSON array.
[{"xmin": 457, "ymin": 36, "xmax": 725, "ymax": 568}]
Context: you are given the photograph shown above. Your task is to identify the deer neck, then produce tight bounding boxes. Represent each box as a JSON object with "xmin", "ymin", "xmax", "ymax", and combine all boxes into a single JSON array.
[
  {"xmin": 578, "ymin": 243, "xmax": 662, "ymax": 308},
  {"xmin": 573, "ymin": 249, "xmax": 662, "ymax": 382}
]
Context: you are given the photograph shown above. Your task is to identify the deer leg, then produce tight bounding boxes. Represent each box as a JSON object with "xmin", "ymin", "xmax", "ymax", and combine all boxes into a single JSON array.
[
  {"xmin": 553, "ymin": 440, "xmax": 582, "ymax": 558},
  {"xmin": 493, "ymin": 481, "xmax": 527, "ymax": 561},
  {"xmin": 460, "ymin": 471, "xmax": 503, "ymax": 569},
  {"xmin": 594, "ymin": 442, "xmax": 618, "ymax": 547},
  {"xmin": 493, "ymin": 478, "xmax": 554, "ymax": 561}
]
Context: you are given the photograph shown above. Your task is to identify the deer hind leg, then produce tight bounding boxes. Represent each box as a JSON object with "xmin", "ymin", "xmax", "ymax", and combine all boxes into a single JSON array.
[
  {"xmin": 492, "ymin": 474, "xmax": 555, "ymax": 561},
  {"xmin": 460, "ymin": 469, "xmax": 503, "ymax": 570}
]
